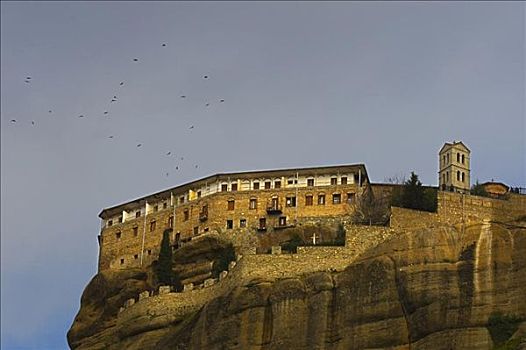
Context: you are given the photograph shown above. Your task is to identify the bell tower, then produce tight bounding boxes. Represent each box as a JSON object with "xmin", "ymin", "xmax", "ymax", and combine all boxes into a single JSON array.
[{"xmin": 438, "ymin": 141, "xmax": 470, "ymax": 193}]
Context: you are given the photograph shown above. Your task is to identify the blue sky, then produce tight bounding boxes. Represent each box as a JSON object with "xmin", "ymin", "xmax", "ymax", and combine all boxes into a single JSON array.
[{"xmin": 1, "ymin": 2, "xmax": 524, "ymax": 349}]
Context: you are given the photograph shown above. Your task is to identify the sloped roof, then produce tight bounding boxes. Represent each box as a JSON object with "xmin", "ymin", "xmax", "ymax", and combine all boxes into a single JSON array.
[
  {"xmin": 439, "ymin": 141, "xmax": 470, "ymax": 154},
  {"xmin": 99, "ymin": 163, "xmax": 369, "ymax": 219}
]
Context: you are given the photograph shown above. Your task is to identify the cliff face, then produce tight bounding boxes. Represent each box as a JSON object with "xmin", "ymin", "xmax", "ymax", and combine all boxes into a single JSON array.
[{"xmin": 68, "ymin": 221, "xmax": 526, "ymax": 350}]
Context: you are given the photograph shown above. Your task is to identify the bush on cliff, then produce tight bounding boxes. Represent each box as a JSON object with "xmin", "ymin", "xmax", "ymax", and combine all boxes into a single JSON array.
[
  {"xmin": 156, "ymin": 229, "xmax": 174, "ymax": 286},
  {"xmin": 487, "ymin": 312, "xmax": 523, "ymax": 347},
  {"xmin": 391, "ymin": 172, "xmax": 437, "ymax": 212},
  {"xmin": 211, "ymin": 243, "xmax": 236, "ymax": 278}
]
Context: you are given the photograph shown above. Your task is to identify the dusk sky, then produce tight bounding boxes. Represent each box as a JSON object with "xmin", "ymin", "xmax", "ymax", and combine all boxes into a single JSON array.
[{"xmin": 1, "ymin": 2, "xmax": 524, "ymax": 349}]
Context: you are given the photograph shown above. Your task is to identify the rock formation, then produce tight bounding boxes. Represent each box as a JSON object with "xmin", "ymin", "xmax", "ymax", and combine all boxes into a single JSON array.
[{"xmin": 68, "ymin": 218, "xmax": 526, "ymax": 349}]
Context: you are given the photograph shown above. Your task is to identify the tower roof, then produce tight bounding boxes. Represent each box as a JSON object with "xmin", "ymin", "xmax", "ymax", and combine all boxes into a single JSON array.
[{"xmin": 439, "ymin": 141, "xmax": 470, "ymax": 154}]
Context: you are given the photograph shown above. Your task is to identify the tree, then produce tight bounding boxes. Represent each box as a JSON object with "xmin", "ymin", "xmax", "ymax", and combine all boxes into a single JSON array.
[
  {"xmin": 471, "ymin": 180, "xmax": 489, "ymax": 197},
  {"xmin": 156, "ymin": 229, "xmax": 173, "ymax": 286},
  {"xmin": 400, "ymin": 172, "xmax": 425, "ymax": 210}
]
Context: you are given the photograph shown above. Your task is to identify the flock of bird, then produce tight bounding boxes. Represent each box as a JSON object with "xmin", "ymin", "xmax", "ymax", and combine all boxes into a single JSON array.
[{"xmin": 8, "ymin": 42, "xmax": 227, "ymax": 179}]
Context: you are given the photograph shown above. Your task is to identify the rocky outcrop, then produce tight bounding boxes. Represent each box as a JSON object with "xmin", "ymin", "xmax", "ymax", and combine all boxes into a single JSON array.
[{"xmin": 69, "ymin": 220, "xmax": 526, "ymax": 349}]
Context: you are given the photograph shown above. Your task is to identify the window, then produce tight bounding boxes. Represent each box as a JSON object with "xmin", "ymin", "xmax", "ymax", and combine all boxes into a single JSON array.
[
  {"xmin": 240, "ymin": 219, "xmax": 247, "ymax": 228},
  {"xmin": 197, "ymin": 191, "xmax": 202, "ymax": 198},
  {"xmin": 147, "ymin": 250, "xmax": 152, "ymax": 256},
  {"xmin": 347, "ymin": 193, "xmax": 355, "ymax": 203},
  {"xmin": 457, "ymin": 153, "xmax": 460, "ymax": 162},
  {"xmin": 265, "ymin": 181, "xmax": 271, "ymax": 189},
  {"xmin": 150, "ymin": 220, "xmax": 156, "ymax": 232},
  {"xmin": 318, "ymin": 194, "xmax": 326, "ymax": 205},
  {"xmin": 184, "ymin": 209, "xmax": 189, "ymax": 221},
  {"xmin": 279, "ymin": 216, "xmax": 287, "ymax": 226},
  {"xmin": 116, "ymin": 231, "xmax": 121, "ymax": 239},
  {"xmin": 227, "ymin": 200, "xmax": 235, "ymax": 210},
  {"xmin": 461, "ymin": 172, "xmax": 465, "ymax": 182},
  {"xmin": 108, "ymin": 219, "xmax": 113, "ymax": 227},
  {"xmin": 249, "ymin": 198, "xmax": 257, "ymax": 210},
  {"xmin": 179, "ymin": 196, "xmax": 185, "ymax": 204},
  {"xmin": 134, "ymin": 254, "xmax": 138, "ymax": 260},
  {"xmin": 193, "ymin": 226, "xmax": 199, "ymax": 235},
  {"xmin": 331, "ymin": 178, "xmax": 337, "ymax": 185},
  {"xmin": 118, "ymin": 216, "xmax": 123, "ymax": 223},
  {"xmin": 462, "ymin": 154, "xmax": 465, "ymax": 164},
  {"xmin": 231, "ymin": 183, "xmax": 238, "ymax": 191},
  {"xmin": 253, "ymin": 182, "xmax": 260, "ymax": 190},
  {"xmin": 133, "ymin": 226, "xmax": 138, "ymax": 237},
  {"xmin": 153, "ymin": 205, "xmax": 158, "ymax": 212},
  {"xmin": 259, "ymin": 218, "xmax": 266, "ymax": 229},
  {"xmin": 332, "ymin": 194, "xmax": 341, "ymax": 204},
  {"xmin": 136, "ymin": 211, "xmax": 141, "ymax": 218},
  {"xmin": 286, "ymin": 196, "xmax": 296, "ymax": 207},
  {"xmin": 305, "ymin": 195, "xmax": 313, "ymax": 206},
  {"xmin": 457, "ymin": 171, "xmax": 460, "ymax": 181},
  {"xmin": 168, "ymin": 216, "xmax": 174, "ymax": 228},
  {"xmin": 221, "ymin": 184, "xmax": 228, "ymax": 191},
  {"xmin": 447, "ymin": 153, "xmax": 449, "ymax": 163},
  {"xmin": 226, "ymin": 220, "xmax": 233, "ymax": 229},
  {"xmin": 274, "ymin": 181, "xmax": 281, "ymax": 189},
  {"xmin": 443, "ymin": 174, "xmax": 446, "ymax": 184},
  {"xmin": 120, "ymin": 258, "xmax": 124, "ymax": 265},
  {"xmin": 341, "ymin": 177, "xmax": 347, "ymax": 185},
  {"xmin": 446, "ymin": 171, "xmax": 449, "ymax": 182},
  {"xmin": 287, "ymin": 179, "xmax": 293, "ymax": 185},
  {"xmin": 163, "ymin": 202, "xmax": 168, "ymax": 209},
  {"xmin": 307, "ymin": 178, "xmax": 314, "ymax": 187}
]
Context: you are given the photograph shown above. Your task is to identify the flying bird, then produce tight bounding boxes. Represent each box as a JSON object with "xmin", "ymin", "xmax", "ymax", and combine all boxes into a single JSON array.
[
  {"xmin": 166, "ymin": 172, "xmax": 169, "ymax": 177},
  {"xmin": 108, "ymin": 135, "xmax": 114, "ymax": 139},
  {"xmin": 162, "ymin": 43, "xmax": 167, "ymax": 47},
  {"xmin": 119, "ymin": 82, "xmax": 124, "ymax": 86},
  {"xmin": 180, "ymin": 157, "xmax": 184, "ymax": 160},
  {"xmin": 103, "ymin": 111, "xmax": 109, "ymax": 115},
  {"xmin": 195, "ymin": 165, "xmax": 198, "ymax": 169},
  {"xmin": 175, "ymin": 166, "xmax": 179, "ymax": 170},
  {"xmin": 180, "ymin": 95, "xmax": 186, "ymax": 98},
  {"xmin": 31, "ymin": 121, "xmax": 35, "ymax": 126},
  {"xmin": 133, "ymin": 58, "xmax": 139, "ymax": 62},
  {"xmin": 24, "ymin": 80, "xmax": 31, "ymax": 83},
  {"xmin": 10, "ymin": 119, "xmax": 16, "ymax": 123},
  {"xmin": 166, "ymin": 152, "xmax": 171, "ymax": 156},
  {"xmin": 220, "ymin": 99, "xmax": 225, "ymax": 103},
  {"xmin": 137, "ymin": 143, "xmax": 142, "ymax": 147},
  {"xmin": 203, "ymin": 75, "xmax": 209, "ymax": 79},
  {"xmin": 78, "ymin": 115, "xmax": 85, "ymax": 118},
  {"xmin": 48, "ymin": 110, "xmax": 52, "ymax": 113},
  {"xmin": 205, "ymin": 103, "xmax": 210, "ymax": 107},
  {"xmin": 26, "ymin": 76, "xmax": 31, "ymax": 80},
  {"xmin": 189, "ymin": 125, "xmax": 194, "ymax": 129}
]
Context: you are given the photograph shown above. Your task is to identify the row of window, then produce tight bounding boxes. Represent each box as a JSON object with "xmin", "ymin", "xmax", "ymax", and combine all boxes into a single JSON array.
[
  {"xmin": 442, "ymin": 171, "xmax": 467, "ymax": 184},
  {"xmin": 224, "ymin": 216, "xmax": 286, "ymax": 230},
  {"xmin": 220, "ymin": 177, "xmax": 349, "ymax": 192},
  {"xmin": 113, "ymin": 216, "xmax": 174, "ymax": 240},
  {"xmin": 107, "ymin": 202, "xmax": 170, "ymax": 227},
  {"xmin": 119, "ymin": 249, "xmax": 153, "ymax": 265},
  {"xmin": 442, "ymin": 152, "xmax": 466, "ymax": 167}
]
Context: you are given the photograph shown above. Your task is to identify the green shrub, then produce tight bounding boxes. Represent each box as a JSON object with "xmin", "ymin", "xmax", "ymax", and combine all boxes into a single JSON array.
[
  {"xmin": 487, "ymin": 312, "xmax": 523, "ymax": 347},
  {"xmin": 211, "ymin": 243, "xmax": 236, "ymax": 277}
]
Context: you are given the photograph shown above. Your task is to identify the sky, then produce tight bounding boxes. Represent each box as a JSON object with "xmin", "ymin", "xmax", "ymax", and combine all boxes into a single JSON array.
[{"xmin": 1, "ymin": 1, "xmax": 524, "ymax": 349}]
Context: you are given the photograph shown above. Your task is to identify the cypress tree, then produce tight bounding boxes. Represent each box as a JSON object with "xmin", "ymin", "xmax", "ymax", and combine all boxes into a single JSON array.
[
  {"xmin": 401, "ymin": 172, "xmax": 425, "ymax": 210},
  {"xmin": 157, "ymin": 229, "xmax": 173, "ymax": 285}
]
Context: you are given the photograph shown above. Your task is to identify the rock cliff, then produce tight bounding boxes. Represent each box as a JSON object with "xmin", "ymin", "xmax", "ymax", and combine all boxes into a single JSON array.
[{"xmin": 68, "ymin": 220, "xmax": 526, "ymax": 349}]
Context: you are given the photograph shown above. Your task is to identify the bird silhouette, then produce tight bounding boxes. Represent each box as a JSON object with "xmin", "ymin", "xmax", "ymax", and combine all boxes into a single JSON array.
[
  {"xmin": 26, "ymin": 76, "xmax": 31, "ymax": 80},
  {"xmin": 103, "ymin": 111, "xmax": 109, "ymax": 115},
  {"xmin": 31, "ymin": 121, "xmax": 35, "ymax": 125},
  {"xmin": 24, "ymin": 80, "xmax": 31, "ymax": 83},
  {"xmin": 205, "ymin": 103, "xmax": 210, "ymax": 107},
  {"xmin": 203, "ymin": 75, "xmax": 209, "ymax": 79},
  {"xmin": 111, "ymin": 98, "xmax": 117, "ymax": 103},
  {"xmin": 180, "ymin": 95, "xmax": 186, "ymax": 98},
  {"xmin": 119, "ymin": 82, "xmax": 124, "ymax": 86},
  {"xmin": 175, "ymin": 166, "xmax": 179, "ymax": 170},
  {"xmin": 195, "ymin": 165, "xmax": 198, "ymax": 169},
  {"xmin": 189, "ymin": 126, "xmax": 194, "ymax": 129},
  {"xmin": 10, "ymin": 119, "xmax": 16, "ymax": 123},
  {"xmin": 166, "ymin": 152, "xmax": 171, "ymax": 156},
  {"xmin": 48, "ymin": 110, "xmax": 52, "ymax": 113},
  {"xmin": 220, "ymin": 99, "xmax": 225, "ymax": 103},
  {"xmin": 180, "ymin": 157, "xmax": 184, "ymax": 160},
  {"xmin": 133, "ymin": 58, "xmax": 139, "ymax": 62},
  {"xmin": 162, "ymin": 43, "xmax": 167, "ymax": 47},
  {"xmin": 166, "ymin": 172, "xmax": 169, "ymax": 177},
  {"xmin": 78, "ymin": 115, "xmax": 85, "ymax": 118},
  {"xmin": 137, "ymin": 143, "xmax": 142, "ymax": 147},
  {"xmin": 108, "ymin": 135, "xmax": 114, "ymax": 139}
]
